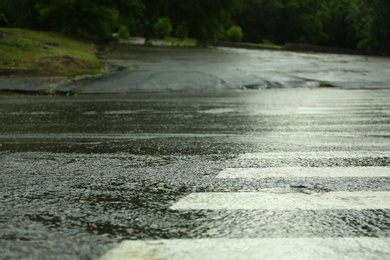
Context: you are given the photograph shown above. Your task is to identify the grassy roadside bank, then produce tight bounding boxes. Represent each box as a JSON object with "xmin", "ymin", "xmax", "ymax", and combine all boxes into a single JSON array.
[{"xmin": 0, "ymin": 28, "xmax": 106, "ymax": 78}]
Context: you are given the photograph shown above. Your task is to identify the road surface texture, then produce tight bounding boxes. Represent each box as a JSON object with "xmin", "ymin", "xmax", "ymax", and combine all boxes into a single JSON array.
[
  {"xmin": 1, "ymin": 45, "xmax": 390, "ymax": 93},
  {"xmin": 1, "ymin": 89, "xmax": 390, "ymax": 259}
]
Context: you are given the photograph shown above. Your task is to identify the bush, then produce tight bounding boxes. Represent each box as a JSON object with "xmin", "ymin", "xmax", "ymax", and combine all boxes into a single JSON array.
[
  {"xmin": 226, "ymin": 26, "xmax": 243, "ymax": 42},
  {"xmin": 118, "ymin": 25, "xmax": 130, "ymax": 40},
  {"xmin": 176, "ymin": 22, "xmax": 189, "ymax": 41},
  {"xmin": 154, "ymin": 17, "xmax": 172, "ymax": 39}
]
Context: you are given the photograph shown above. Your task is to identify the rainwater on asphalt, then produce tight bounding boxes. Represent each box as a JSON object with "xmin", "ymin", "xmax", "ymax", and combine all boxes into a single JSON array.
[{"xmin": 1, "ymin": 89, "xmax": 390, "ymax": 259}]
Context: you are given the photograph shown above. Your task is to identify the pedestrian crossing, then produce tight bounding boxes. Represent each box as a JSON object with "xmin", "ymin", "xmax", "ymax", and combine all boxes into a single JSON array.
[
  {"xmin": 101, "ymin": 166, "xmax": 390, "ymax": 259},
  {"xmin": 217, "ymin": 167, "xmax": 390, "ymax": 178},
  {"xmin": 170, "ymin": 191, "xmax": 390, "ymax": 210},
  {"xmin": 100, "ymin": 91, "xmax": 390, "ymax": 259},
  {"xmin": 100, "ymin": 238, "xmax": 390, "ymax": 260},
  {"xmin": 239, "ymin": 151, "xmax": 390, "ymax": 159}
]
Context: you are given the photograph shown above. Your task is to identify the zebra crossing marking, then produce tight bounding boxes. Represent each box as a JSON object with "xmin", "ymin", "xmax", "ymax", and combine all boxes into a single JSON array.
[
  {"xmin": 99, "ymin": 238, "xmax": 390, "ymax": 260},
  {"xmin": 296, "ymin": 107, "xmax": 390, "ymax": 114},
  {"xmin": 239, "ymin": 151, "xmax": 390, "ymax": 159},
  {"xmin": 216, "ymin": 167, "xmax": 390, "ymax": 179},
  {"xmin": 169, "ymin": 191, "xmax": 390, "ymax": 210}
]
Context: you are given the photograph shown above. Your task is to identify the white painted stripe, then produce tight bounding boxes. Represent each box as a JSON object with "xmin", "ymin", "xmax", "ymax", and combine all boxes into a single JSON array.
[
  {"xmin": 272, "ymin": 125, "xmax": 390, "ymax": 130},
  {"xmin": 239, "ymin": 151, "xmax": 390, "ymax": 159},
  {"xmin": 170, "ymin": 192, "xmax": 390, "ymax": 210},
  {"xmin": 216, "ymin": 167, "xmax": 390, "ymax": 179},
  {"xmin": 256, "ymin": 132, "xmax": 390, "ymax": 137},
  {"xmin": 99, "ymin": 238, "xmax": 390, "ymax": 260},
  {"xmin": 296, "ymin": 108, "xmax": 390, "ymax": 114}
]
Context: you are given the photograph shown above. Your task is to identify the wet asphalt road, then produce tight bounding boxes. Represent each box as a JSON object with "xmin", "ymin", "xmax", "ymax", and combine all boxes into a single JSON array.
[
  {"xmin": 3, "ymin": 45, "xmax": 390, "ymax": 94},
  {"xmin": 1, "ymin": 89, "xmax": 390, "ymax": 259}
]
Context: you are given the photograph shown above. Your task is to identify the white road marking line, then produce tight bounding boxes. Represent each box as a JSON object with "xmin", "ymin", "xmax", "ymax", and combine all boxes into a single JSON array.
[
  {"xmin": 216, "ymin": 167, "xmax": 390, "ymax": 179},
  {"xmin": 296, "ymin": 108, "xmax": 390, "ymax": 114},
  {"xmin": 239, "ymin": 151, "xmax": 390, "ymax": 159},
  {"xmin": 99, "ymin": 238, "xmax": 390, "ymax": 260},
  {"xmin": 254, "ymin": 132, "xmax": 390, "ymax": 137},
  {"xmin": 170, "ymin": 192, "xmax": 390, "ymax": 210}
]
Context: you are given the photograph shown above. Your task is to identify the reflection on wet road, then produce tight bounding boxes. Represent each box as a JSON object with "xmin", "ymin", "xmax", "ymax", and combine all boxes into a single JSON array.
[{"xmin": 1, "ymin": 89, "xmax": 390, "ymax": 259}]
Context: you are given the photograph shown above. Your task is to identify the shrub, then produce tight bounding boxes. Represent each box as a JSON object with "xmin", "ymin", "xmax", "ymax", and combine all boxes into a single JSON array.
[
  {"xmin": 154, "ymin": 17, "xmax": 172, "ymax": 39},
  {"xmin": 226, "ymin": 26, "xmax": 243, "ymax": 42},
  {"xmin": 118, "ymin": 25, "xmax": 130, "ymax": 40},
  {"xmin": 176, "ymin": 22, "xmax": 189, "ymax": 41}
]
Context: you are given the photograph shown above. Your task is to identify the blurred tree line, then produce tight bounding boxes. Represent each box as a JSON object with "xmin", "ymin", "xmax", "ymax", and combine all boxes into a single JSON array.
[
  {"xmin": 0, "ymin": 0, "xmax": 388, "ymax": 51},
  {"xmin": 235, "ymin": 0, "xmax": 389, "ymax": 52}
]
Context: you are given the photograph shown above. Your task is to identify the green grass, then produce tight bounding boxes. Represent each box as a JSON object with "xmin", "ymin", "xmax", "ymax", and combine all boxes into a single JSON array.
[{"xmin": 0, "ymin": 28, "xmax": 106, "ymax": 77}]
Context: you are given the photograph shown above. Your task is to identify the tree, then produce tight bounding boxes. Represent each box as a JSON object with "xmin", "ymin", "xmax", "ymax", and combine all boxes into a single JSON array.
[
  {"xmin": 0, "ymin": 0, "xmax": 40, "ymax": 28},
  {"xmin": 140, "ymin": 0, "xmax": 171, "ymax": 43},
  {"xmin": 352, "ymin": 0, "xmax": 390, "ymax": 52},
  {"xmin": 265, "ymin": 0, "xmax": 328, "ymax": 44},
  {"xmin": 232, "ymin": 0, "xmax": 268, "ymax": 43},
  {"xmin": 233, "ymin": 0, "xmax": 328, "ymax": 45},
  {"xmin": 176, "ymin": 22, "xmax": 188, "ymax": 41},
  {"xmin": 154, "ymin": 17, "xmax": 172, "ymax": 39},
  {"xmin": 320, "ymin": 0, "xmax": 357, "ymax": 49},
  {"xmin": 0, "ymin": 13, "xmax": 8, "ymax": 27},
  {"xmin": 35, "ymin": 0, "xmax": 119, "ymax": 40},
  {"xmin": 113, "ymin": 0, "xmax": 144, "ymax": 37},
  {"xmin": 171, "ymin": 0, "xmax": 243, "ymax": 46}
]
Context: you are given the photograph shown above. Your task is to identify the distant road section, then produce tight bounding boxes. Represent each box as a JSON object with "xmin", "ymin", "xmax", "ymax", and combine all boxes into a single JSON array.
[
  {"xmin": 85, "ymin": 45, "xmax": 390, "ymax": 93},
  {"xmin": 1, "ymin": 44, "xmax": 389, "ymax": 94}
]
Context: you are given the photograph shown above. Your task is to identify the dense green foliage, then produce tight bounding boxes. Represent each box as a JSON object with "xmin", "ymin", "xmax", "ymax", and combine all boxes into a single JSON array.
[
  {"xmin": 0, "ymin": 0, "xmax": 388, "ymax": 52},
  {"xmin": 168, "ymin": 0, "xmax": 242, "ymax": 46},
  {"xmin": 226, "ymin": 26, "xmax": 243, "ymax": 42},
  {"xmin": 234, "ymin": 0, "xmax": 389, "ymax": 52},
  {"xmin": 154, "ymin": 17, "xmax": 172, "ymax": 39},
  {"xmin": 352, "ymin": 0, "xmax": 390, "ymax": 51},
  {"xmin": 117, "ymin": 25, "xmax": 130, "ymax": 40},
  {"xmin": 176, "ymin": 22, "xmax": 189, "ymax": 41},
  {"xmin": 35, "ymin": 0, "xmax": 119, "ymax": 39}
]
